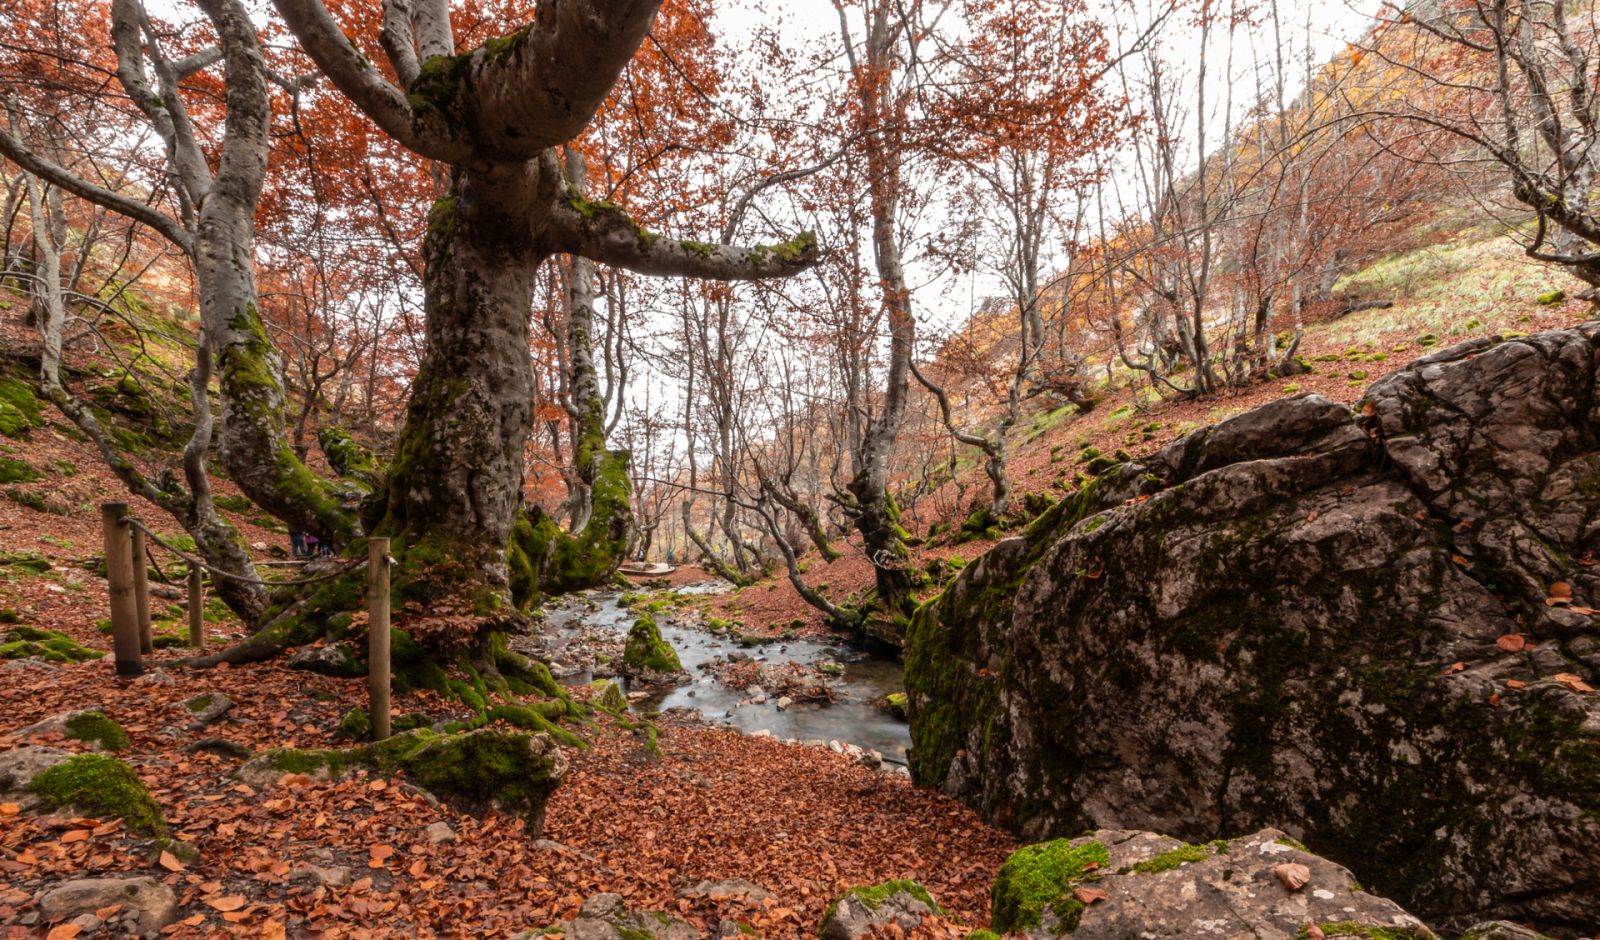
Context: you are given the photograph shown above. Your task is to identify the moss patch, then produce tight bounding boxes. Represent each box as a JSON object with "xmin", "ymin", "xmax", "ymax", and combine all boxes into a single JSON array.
[
  {"xmin": 990, "ymin": 839, "xmax": 1110, "ymax": 934},
  {"xmin": 1, "ymin": 626, "xmax": 103, "ymax": 663},
  {"xmin": 29, "ymin": 754, "xmax": 166, "ymax": 834},
  {"xmin": 1122, "ymin": 841, "xmax": 1219, "ymax": 874},
  {"xmin": 258, "ymin": 727, "xmax": 564, "ymax": 825},
  {"xmin": 623, "ymin": 615, "xmax": 681, "ymax": 674},
  {"xmin": 63, "ymin": 711, "xmax": 131, "ymax": 751},
  {"xmin": 0, "ymin": 458, "xmax": 40, "ymax": 484},
  {"xmin": 821, "ymin": 880, "xmax": 941, "ymax": 932}
]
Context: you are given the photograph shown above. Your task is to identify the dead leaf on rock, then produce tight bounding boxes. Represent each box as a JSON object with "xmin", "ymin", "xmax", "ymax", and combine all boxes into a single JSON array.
[
  {"xmin": 1505, "ymin": 680, "xmax": 1526, "ymax": 689},
  {"xmin": 1073, "ymin": 887, "xmax": 1107, "ymax": 904},
  {"xmin": 206, "ymin": 895, "xmax": 248, "ymax": 912},
  {"xmin": 1554, "ymin": 673, "xmax": 1597, "ymax": 693},
  {"xmin": 158, "ymin": 850, "xmax": 186, "ymax": 872},
  {"xmin": 1549, "ymin": 581, "xmax": 1574, "ymax": 603},
  {"xmin": 1272, "ymin": 863, "xmax": 1311, "ymax": 891},
  {"xmin": 1496, "ymin": 634, "xmax": 1527, "ymax": 653},
  {"xmin": 1305, "ymin": 924, "xmax": 1326, "ymax": 940}
]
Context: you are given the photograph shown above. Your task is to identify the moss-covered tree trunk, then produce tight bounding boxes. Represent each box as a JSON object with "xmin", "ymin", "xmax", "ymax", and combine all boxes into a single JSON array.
[{"xmin": 374, "ymin": 169, "xmax": 546, "ymax": 616}]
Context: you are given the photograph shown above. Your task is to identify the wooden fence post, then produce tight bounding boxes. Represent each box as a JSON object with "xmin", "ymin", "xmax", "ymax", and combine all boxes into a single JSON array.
[
  {"xmin": 188, "ymin": 564, "xmax": 205, "ymax": 650},
  {"xmin": 130, "ymin": 526, "xmax": 152, "ymax": 654},
  {"xmin": 368, "ymin": 537, "xmax": 391, "ymax": 740},
  {"xmin": 100, "ymin": 502, "xmax": 142, "ymax": 678}
]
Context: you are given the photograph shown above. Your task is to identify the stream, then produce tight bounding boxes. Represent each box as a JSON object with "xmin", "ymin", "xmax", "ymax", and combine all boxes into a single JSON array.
[{"xmin": 521, "ymin": 582, "xmax": 911, "ymax": 763}]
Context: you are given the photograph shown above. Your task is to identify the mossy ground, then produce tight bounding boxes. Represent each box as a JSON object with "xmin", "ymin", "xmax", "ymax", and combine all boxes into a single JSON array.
[
  {"xmin": 28, "ymin": 754, "xmax": 166, "ymax": 834},
  {"xmin": 1, "ymin": 625, "xmax": 103, "ymax": 663}
]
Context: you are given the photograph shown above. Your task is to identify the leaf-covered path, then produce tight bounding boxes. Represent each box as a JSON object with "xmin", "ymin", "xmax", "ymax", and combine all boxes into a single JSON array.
[{"xmin": 0, "ymin": 649, "xmax": 1013, "ymax": 937}]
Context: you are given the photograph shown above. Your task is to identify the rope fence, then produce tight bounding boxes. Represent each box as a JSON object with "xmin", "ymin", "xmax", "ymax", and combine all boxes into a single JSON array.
[{"xmin": 102, "ymin": 501, "xmax": 397, "ymax": 739}]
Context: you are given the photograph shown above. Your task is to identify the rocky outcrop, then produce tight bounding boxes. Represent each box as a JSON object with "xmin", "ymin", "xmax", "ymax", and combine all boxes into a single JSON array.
[
  {"xmin": 906, "ymin": 327, "xmax": 1600, "ymax": 931},
  {"xmin": 988, "ymin": 827, "xmax": 1432, "ymax": 939},
  {"xmin": 819, "ymin": 881, "xmax": 942, "ymax": 940}
]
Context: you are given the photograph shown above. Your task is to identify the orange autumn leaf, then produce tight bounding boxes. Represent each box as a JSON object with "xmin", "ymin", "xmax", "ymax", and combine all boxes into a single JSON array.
[
  {"xmin": 1496, "ymin": 634, "xmax": 1526, "ymax": 653},
  {"xmin": 206, "ymin": 895, "xmax": 248, "ymax": 913}
]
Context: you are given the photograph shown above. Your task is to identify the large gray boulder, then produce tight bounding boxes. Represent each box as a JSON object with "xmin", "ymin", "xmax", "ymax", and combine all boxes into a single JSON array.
[
  {"xmin": 906, "ymin": 326, "xmax": 1600, "ymax": 932},
  {"xmin": 988, "ymin": 828, "xmax": 1431, "ymax": 939}
]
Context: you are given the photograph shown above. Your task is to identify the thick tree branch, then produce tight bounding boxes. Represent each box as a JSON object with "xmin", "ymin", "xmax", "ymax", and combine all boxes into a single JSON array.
[
  {"xmin": 545, "ymin": 199, "xmax": 819, "ymax": 281},
  {"xmin": 270, "ymin": 0, "xmax": 469, "ymax": 163},
  {"xmin": 451, "ymin": 0, "xmax": 663, "ymax": 160}
]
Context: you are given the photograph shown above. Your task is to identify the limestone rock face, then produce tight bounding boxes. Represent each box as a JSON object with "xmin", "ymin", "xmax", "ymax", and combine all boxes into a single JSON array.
[
  {"xmin": 906, "ymin": 327, "xmax": 1600, "ymax": 931},
  {"xmin": 989, "ymin": 828, "xmax": 1431, "ymax": 940}
]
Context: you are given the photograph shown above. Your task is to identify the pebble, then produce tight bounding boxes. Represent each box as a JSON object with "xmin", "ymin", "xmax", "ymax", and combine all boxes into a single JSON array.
[
  {"xmin": 426, "ymin": 821, "xmax": 455, "ymax": 845},
  {"xmin": 776, "ymin": 696, "xmax": 793, "ymax": 711}
]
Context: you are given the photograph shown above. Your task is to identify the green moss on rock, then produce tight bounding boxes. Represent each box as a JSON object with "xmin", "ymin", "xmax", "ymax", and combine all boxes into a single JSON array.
[
  {"xmin": 1, "ymin": 626, "xmax": 103, "ymax": 663},
  {"xmin": 990, "ymin": 839, "xmax": 1110, "ymax": 934},
  {"xmin": 255, "ymin": 727, "xmax": 565, "ymax": 829},
  {"xmin": 623, "ymin": 615, "xmax": 681, "ymax": 675},
  {"xmin": 340, "ymin": 707, "xmax": 372, "ymax": 740},
  {"xmin": 63, "ymin": 711, "xmax": 131, "ymax": 751},
  {"xmin": 1123, "ymin": 841, "xmax": 1218, "ymax": 874},
  {"xmin": 28, "ymin": 754, "xmax": 166, "ymax": 834}
]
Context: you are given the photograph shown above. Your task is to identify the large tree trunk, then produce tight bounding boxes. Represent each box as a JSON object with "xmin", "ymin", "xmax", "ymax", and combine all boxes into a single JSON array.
[{"xmin": 376, "ymin": 169, "xmax": 542, "ymax": 612}]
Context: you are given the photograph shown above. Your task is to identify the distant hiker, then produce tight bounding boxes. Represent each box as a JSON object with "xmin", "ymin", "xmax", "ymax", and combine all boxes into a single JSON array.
[
  {"xmin": 291, "ymin": 531, "xmax": 307, "ymax": 559},
  {"xmin": 303, "ymin": 532, "xmax": 320, "ymax": 558}
]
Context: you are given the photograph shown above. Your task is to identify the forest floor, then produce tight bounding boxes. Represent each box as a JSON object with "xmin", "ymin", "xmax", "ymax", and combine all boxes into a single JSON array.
[{"xmin": 0, "ymin": 307, "xmax": 1010, "ymax": 938}]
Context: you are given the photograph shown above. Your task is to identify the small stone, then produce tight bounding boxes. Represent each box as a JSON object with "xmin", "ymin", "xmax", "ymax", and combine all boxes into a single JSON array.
[
  {"xmin": 426, "ymin": 821, "xmax": 455, "ymax": 845},
  {"xmin": 855, "ymin": 750, "xmax": 883, "ymax": 770},
  {"xmin": 290, "ymin": 862, "xmax": 351, "ymax": 887},
  {"xmin": 70, "ymin": 913, "xmax": 102, "ymax": 932},
  {"xmin": 776, "ymin": 696, "xmax": 793, "ymax": 710},
  {"xmin": 132, "ymin": 668, "xmax": 176, "ymax": 686},
  {"xmin": 679, "ymin": 878, "xmax": 772, "ymax": 903},
  {"xmin": 179, "ymin": 692, "xmax": 233, "ymax": 730}
]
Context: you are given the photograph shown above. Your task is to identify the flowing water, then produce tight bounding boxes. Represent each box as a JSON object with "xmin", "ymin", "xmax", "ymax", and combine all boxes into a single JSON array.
[{"xmin": 529, "ymin": 583, "xmax": 911, "ymax": 762}]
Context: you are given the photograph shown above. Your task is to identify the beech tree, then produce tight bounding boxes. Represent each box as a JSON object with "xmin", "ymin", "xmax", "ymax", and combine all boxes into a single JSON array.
[{"xmin": 254, "ymin": 0, "xmax": 818, "ymax": 651}]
